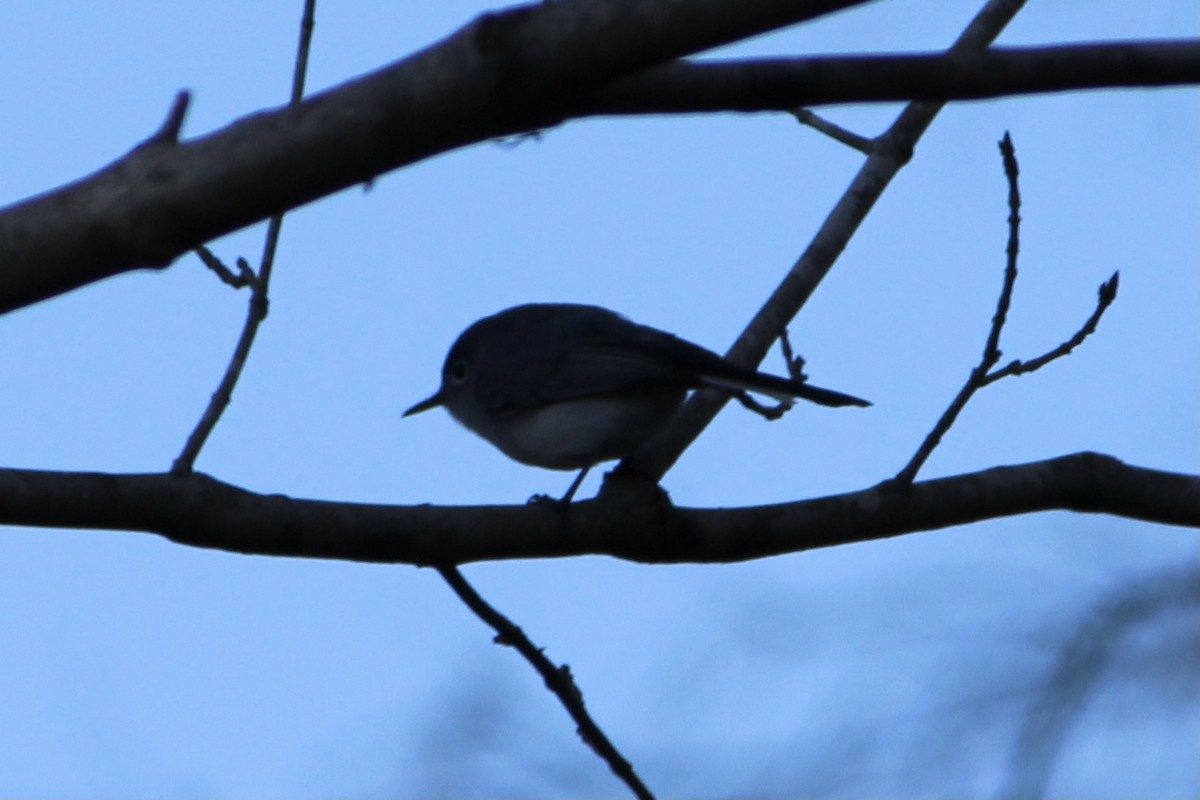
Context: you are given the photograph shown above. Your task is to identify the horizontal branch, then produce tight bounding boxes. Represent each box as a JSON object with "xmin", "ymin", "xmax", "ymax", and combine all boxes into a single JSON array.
[
  {"xmin": 1, "ymin": 35, "xmax": 1196, "ymax": 315},
  {"xmin": 586, "ymin": 40, "xmax": 1200, "ymax": 113},
  {"xmin": 1, "ymin": 453, "xmax": 1195, "ymax": 565}
]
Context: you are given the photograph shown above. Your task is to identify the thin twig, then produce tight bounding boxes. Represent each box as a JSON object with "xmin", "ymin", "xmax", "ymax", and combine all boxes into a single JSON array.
[
  {"xmin": 893, "ymin": 132, "xmax": 1024, "ymax": 484},
  {"xmin": 726, "ymin": 332, "xmax": 813, "ymax": 420},
  {"xmin": 985, "ymin": 272, "xmax": 1119, "ymax": 383},
  {"xmin": 172, "ymin": 0, "xmax": 318, "ymax": 475},
  {"xmin": 436, "ymin": 565, "xmax": 656, "ymax": 800},
  {"xmin": 143, "ymin": 90, "xmax": 191, "ymax": 147},
  {"xmin": 790, "ymin": 108, "xmax": 875, "ymax": 153},
  {"xmin": 779, "ymin": 328, "xmax": 817, "ymax": 386},
  {"xmin": 733, "ymin": 390, "xmax": 790, "ymax": 420},
  {"xmin": 893, "ymin": 132, "xmax": 1119, "ymax": 485},
  {"xmin": 983, "ymin": 131, "xmax": 1022, "ymax": 369},
  {"xmin": 194, "ymin": 245, "xmax": 256, "ymax": 289}
]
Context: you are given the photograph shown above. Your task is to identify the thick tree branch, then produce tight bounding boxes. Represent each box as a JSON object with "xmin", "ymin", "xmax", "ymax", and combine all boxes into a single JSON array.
[
  {"xmin": 0, "ymin": 453, "xmax": 1194, "ymax": 565},
  {"xmin": 1, "ymin": 34, "xmax": 1195, "ymax": 315},
  {"xmin": 0, "ymin": 0, "xmax": 868, "ymax": 315},
  {"xmin": 585, "ymin": 41, "xmax": 1200, "ymax": 114}
]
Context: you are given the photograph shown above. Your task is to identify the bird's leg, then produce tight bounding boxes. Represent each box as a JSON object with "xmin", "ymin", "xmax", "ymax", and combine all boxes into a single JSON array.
[
  {"xmin": 526, "ymin": 466, "xmax": 592, "ymax": 508},
  {"xmin": 559, "ymin": 466, "xmax": 591, "ymax": 504}
]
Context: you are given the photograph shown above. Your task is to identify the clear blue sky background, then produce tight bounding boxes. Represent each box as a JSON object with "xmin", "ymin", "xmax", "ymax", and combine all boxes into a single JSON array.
[{"xmin": 1, "ymin": 1, "xmax": 1196, "ymax": 797}]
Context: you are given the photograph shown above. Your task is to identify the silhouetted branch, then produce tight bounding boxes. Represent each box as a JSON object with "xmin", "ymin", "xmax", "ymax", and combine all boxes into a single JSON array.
[
  {"xmin": 1, "ymin": 453, "xmax": 1195, "ymax": 565},
  {"xmin": 585, "ymin": 41, "xmax": 1200, "ymax": 114},
  {"xmin": 438, "ymin": 565, "xmax": 655, "ymax": 800},
  {"xmin": 894, "ymin": 133, "xmax": 1118, "ymax": 485},
  {"xmin": 1, "ymin": 28, "xmax": 1193, "ymax": 314},
  {"xmin": 0, "ymin": 0, "xmax": 869, "ymax": 315},
  {"xmin": 172, "ymin": 0, "xmax": 317, "ymax": 475},
  {"xmin": 630, "ymin": 0, "xmax": 1032, "ymax": 481},
  {"xmin": 985, "ymin": 273, "xmax": 1120, "ymax": 383},
  {"xmin": 146, "ymin": 91, "xmax": 192, "ymax": 146},
  {"xmin": 790, "ymin": 108, "xmax": 874, "ymax": 152},
  {"xmin": 194, "ymin": 246, "xmax": 256, "ymax": 290}
]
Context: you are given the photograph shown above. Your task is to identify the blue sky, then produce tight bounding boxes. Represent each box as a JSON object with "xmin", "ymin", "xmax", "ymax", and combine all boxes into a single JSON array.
[{"xmin": 0, "ymin": 1, "xmax": 1196, "ymax": 797}]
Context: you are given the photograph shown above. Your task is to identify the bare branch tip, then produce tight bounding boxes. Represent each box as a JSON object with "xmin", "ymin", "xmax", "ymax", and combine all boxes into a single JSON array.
[
  {"xmin": 150, "ymin": 90, "xmax": 191, "ymax": 145},
  {"xmin": 1100, "ymin": 271, "xmax": 1120, "ymax": 304},
  {"xmin": 999, "ymin": 130, "xmax": 1019, "ymax": 177}
]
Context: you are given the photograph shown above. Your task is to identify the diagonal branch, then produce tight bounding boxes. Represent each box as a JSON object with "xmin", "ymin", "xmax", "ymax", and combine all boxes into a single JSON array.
[
  {"xmin": 0, "ymin": 0, "xmax": 869, "ymax": 316},
  {"xmin": 628, "ymin": 0, "xmax": 1034, "ymax": 482},
  {"xmin": 791, "ymin": 108, "xmax": 875, "ymax": 152},
  {"xmin": 2, "ymin": 36, "xmax": 1195, "ymax": 315},
  {"xmin": 893, "ymin": 130, "xmax": 1023, "ymax": 484},
  {"xmin": 438, "ymin": 565, "xmax": 655, "ymax": 800}
]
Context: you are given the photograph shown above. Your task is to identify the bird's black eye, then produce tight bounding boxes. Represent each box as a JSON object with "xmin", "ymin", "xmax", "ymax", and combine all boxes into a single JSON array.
[{"xmin": 449, "ymin": 360, "xmax": 469, "ymax": 383}]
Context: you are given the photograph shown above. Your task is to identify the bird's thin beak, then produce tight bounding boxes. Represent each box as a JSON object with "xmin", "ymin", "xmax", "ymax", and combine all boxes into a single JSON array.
[{"xmin": 403, "ymin": 390, "xmax": 444, "ymax": 417}]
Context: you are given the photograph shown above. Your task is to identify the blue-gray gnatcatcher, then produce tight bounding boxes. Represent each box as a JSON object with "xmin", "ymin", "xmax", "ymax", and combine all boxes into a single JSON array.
[{"xmin": 404, "ymin": 303, "xmax": 869, "ymax": 500}]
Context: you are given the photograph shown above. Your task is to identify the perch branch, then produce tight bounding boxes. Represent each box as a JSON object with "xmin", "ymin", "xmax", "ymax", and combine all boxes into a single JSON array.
[{"xmin": 1, "ymin": 453, "xmax": 1195, "ymax": 565}]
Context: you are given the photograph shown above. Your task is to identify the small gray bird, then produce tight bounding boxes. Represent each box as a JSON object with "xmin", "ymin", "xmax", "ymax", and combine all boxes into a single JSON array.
[{"xmin": 405, "ymin": 303, "xmax": 869, "ymax": 500}]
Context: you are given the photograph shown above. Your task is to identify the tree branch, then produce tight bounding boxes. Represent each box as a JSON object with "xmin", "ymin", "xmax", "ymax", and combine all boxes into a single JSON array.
[
  {"xmin": 437, "ymin": 565, "xmax": 655, "ymax": 799},
  {"xmin": 984, "ymin": 272, "xmax": 1120, "ymax": 383},
  {"xmin": 172, "ymin": 0, "xmax": 318, "ymax": 475},
  {"xmin": 1, "ymin": 31, "xmax": 1194, "ymax": 316},
  {"xmin": 0, "ymin": 0, "xmax": 868, "ymax": 316},
  {"xmin": 894, "ymin": 134, "xmax": 1120, "ymax": 485},
  {"xmin": 584, "ymin": 41, "xmax": 1200, "ymax": 114},
  {"xmin": 1, "ymin": 453, "xmax": 1195, "ymax": 565},
  {"xmin": 627, "ymin": 0, "xmax": 1032, "ymax": 481}
]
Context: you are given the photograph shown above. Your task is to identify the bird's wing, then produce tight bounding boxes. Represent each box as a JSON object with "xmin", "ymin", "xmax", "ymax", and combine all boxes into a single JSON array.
[
  {"xmin": 466, "ymin": 308, "xmax": 683, "ymax": 413},
  {"xmin": 471, "ymin": 305, "xmax": 869, "ymax": 412}
]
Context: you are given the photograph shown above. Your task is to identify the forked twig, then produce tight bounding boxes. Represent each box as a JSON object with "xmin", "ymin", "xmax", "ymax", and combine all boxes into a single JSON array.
[
  {"xmin": 894, "ymin": 132, "xmax": 1119, "ymax": 485},
  {"xmin": 985, "ymin": 273, "xmax": 1119, "ymax": 384},
  {"xmin": 171, "ymin": 0, "xmax": 317, "ymax": 474}
]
